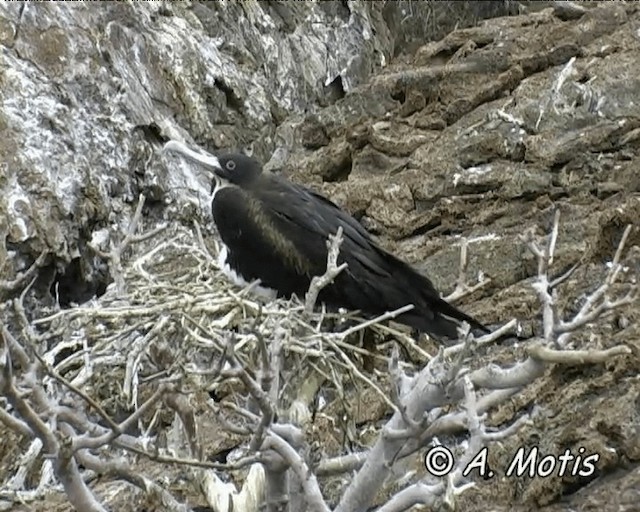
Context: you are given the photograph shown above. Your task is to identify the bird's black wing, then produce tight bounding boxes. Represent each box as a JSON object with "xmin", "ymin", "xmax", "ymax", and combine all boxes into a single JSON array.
[{"xmin": 249, "ymin": 175, "xmax": 488, "ymax": 338}]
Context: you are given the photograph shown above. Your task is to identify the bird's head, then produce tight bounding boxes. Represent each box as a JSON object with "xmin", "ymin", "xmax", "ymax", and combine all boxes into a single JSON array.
[
  {"xmin": 163, "ymin": 141, "xmax": 261, "ymax": 189},
  {"xmin": 215, "ymin": 153, "xmax": 262, "ymax": 187}
]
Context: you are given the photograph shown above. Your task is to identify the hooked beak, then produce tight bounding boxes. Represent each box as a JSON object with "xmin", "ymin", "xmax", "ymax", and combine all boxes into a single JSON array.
[{"xmin": 163, "ymin": 140, "xmax": 224, "ymax": 181}]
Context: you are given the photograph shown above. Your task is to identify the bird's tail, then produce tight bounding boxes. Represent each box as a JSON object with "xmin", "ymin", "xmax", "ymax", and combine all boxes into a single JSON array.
[
  {"xmin": 400, "ymin": 301, "xmax": 489, "ymax": 341},
  {"xmin": 433, "ymin": 296, "xmax": 490, "ymax": 335},
  {"xmin": 374, "ymin": 245, "xmax": 490, "ymax": 341}
]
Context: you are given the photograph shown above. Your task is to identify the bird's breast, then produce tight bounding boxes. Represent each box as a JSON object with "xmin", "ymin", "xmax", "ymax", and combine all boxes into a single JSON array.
[{"xmin": 216, "ymin": 243, "xmax": 278, "ymax": 300}]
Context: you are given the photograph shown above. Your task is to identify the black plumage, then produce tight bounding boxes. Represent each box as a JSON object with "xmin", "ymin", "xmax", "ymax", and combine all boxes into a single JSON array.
[{"xmin": 164, "ymin": 141, "xmax": 488, "ymax": 340}]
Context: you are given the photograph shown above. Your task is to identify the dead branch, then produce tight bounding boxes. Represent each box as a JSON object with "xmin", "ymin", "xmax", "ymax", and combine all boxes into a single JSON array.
[
  {"xmin": 262, "ymin": 430, "xmax": 329, "ymax": 512},
  {"xmin": 444, "ymin": 237, "xmax": 492, "ymax": 303},
  {"xmin": 89, "ymin": 194, "xmax": 166, "ymax": 297},
  {"xmin": 0, "ymin": 328, "xmax": 108, "ymax": 512},
  {"xmin": 0, "ymin": 250, "xmax": 49, "ymax": 295},
  {"xmin": 522, "ymin": 215, "xmax": 637, "ymax": 347},
  {"xmin": 305, "ymin": 226, "xmax": 347, "ymax": 314},
  {"xmin": 528, "ymin": 343, "xmax": 631, "ymax": 364},
  {"xmin": 3, "ymin": 195, "xmax": 636, "ymax": 512}
]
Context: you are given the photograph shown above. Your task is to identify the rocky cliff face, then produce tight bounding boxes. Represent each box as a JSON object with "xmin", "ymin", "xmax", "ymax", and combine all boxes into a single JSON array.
[
  {"xmin": 0, "ymin": 1, "xmax": 521, "ymax": 308},
  {"xmin": 1, "ymin": 2, "xmax": 639, "ymax": 511}
]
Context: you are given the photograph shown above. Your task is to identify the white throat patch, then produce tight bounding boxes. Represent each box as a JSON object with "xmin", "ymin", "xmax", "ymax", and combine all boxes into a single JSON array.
[{"xmin": 211, "ymin": 177, "xmax": 232, "ymax": 202}]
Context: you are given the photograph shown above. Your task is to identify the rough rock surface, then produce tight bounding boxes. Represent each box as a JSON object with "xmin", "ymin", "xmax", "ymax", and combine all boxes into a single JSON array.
[{"xmin": 1, "ymin": 1, "xmax": 639, "ymax": 511}]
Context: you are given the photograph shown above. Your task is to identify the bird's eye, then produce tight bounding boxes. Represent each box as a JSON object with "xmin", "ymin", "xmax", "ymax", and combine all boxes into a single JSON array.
[{"xmin": 226, "ymin": 160, "xmax": 236, "ymax": 171}]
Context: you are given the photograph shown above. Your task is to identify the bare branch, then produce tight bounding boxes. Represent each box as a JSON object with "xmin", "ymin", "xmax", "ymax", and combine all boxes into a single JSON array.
[
  {"xmin": 445, "ymin": 237, "xmax": 491, "ymax": 303},
  {"xmin": 1, "ymin": 328, "xmax": 107, "ymax": 512},
  {"xmin": 262, "ymin": 430, "xmax": 330, "ymax": 512},
  {"xmin": 305, "ymin": 226, "xmax": 347, "ymax": 314},
  {"xmin": 0, "ymin": 250, "xmax": 48, "ymax": 295},
  {"xmin": 73, "ymin": 448, "xmax": 191, "ymax": 512},
  {"xmin": 338, "ymin": 303, "xmax": 415, "ymax": 339},
  {"xmin": 528, "ymin": 343, "xmax": 631, "ymax": 364}
]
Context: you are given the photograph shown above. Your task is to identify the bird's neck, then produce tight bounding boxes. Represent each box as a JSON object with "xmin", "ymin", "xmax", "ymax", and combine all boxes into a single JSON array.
[{"xmin": 212, "ymin": 177, "xmax": 233, "ymax": 201}]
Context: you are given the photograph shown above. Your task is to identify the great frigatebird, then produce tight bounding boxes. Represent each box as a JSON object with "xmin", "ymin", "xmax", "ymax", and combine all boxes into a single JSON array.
[{"xmin": 164, "ymin": 140, "xmax": 488, "ymax": 340}]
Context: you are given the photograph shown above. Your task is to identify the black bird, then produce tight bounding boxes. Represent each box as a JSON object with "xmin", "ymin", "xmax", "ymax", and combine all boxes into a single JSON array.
[{"xmin": 164, "ymin": 141, "xmax": 488, "ymax": 340}]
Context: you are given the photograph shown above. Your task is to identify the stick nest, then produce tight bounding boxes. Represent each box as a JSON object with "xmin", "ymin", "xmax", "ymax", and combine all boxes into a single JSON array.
[{"xmin": 33, "ymin": 223, "xmax": 404, "ymax": 425}]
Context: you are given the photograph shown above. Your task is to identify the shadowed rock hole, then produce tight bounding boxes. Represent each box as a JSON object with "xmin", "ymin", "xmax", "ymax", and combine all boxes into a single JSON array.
[
  {"xmin": 577, "ymin": 74, "xmax": 591, "ymax": 84},
  {"xmin": 156, "ymin": 4, "xmax": 173, "ymax": 17},
  {"xmin": 324, "ymin": 75, "xmax": 345, "ymax": 104},
  {"xmin": 452, "ymin": 182, "xmax": 496, "ymax": 196},
  {"xmin": 560, "ymin": 468, "xmax": 601, "ymax": 497},
  {"xmin": 49, "ymin": 257, "xmax": 109, "ymax": 308},
  {"xmin": 323, "ymin": 154, "xmax": 352, "ymax": 183},
  {"xmin": 132, "ymin": 123, "xmax": 166, "ymax": 145},
  {"xmin": 391, "ymin": 89, "xmax": 406, "ymax": 104},
  {"xmin": 593, "ymin": 220, "xmax": 632, "ymax": 263},
  {"xmin": 432, "ymin": 47, "xmax": 461, "ymax": 61},
  {"xmin": 214, "ymin": 78, "xmax": 244, "ymax": 111},
  {"xmin": 407, "ymin": 219, "xmax": 443, "ymax": 238},
  {"xmin": 315, "ymin": 0, "xmax": 351, "ymax": 21},
  {"xmin": 473, "ymin": 39, "xmax": 491, "ymax": 50},
  {"xmin": 209, "ymin": 446, "xmax": 236, "ymax": 464}
]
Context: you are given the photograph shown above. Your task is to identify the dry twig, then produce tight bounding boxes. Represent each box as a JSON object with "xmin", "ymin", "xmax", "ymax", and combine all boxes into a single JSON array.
[{"xmin": 305, "ymin": 226, "xmax": 348, "ymax": 314}]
